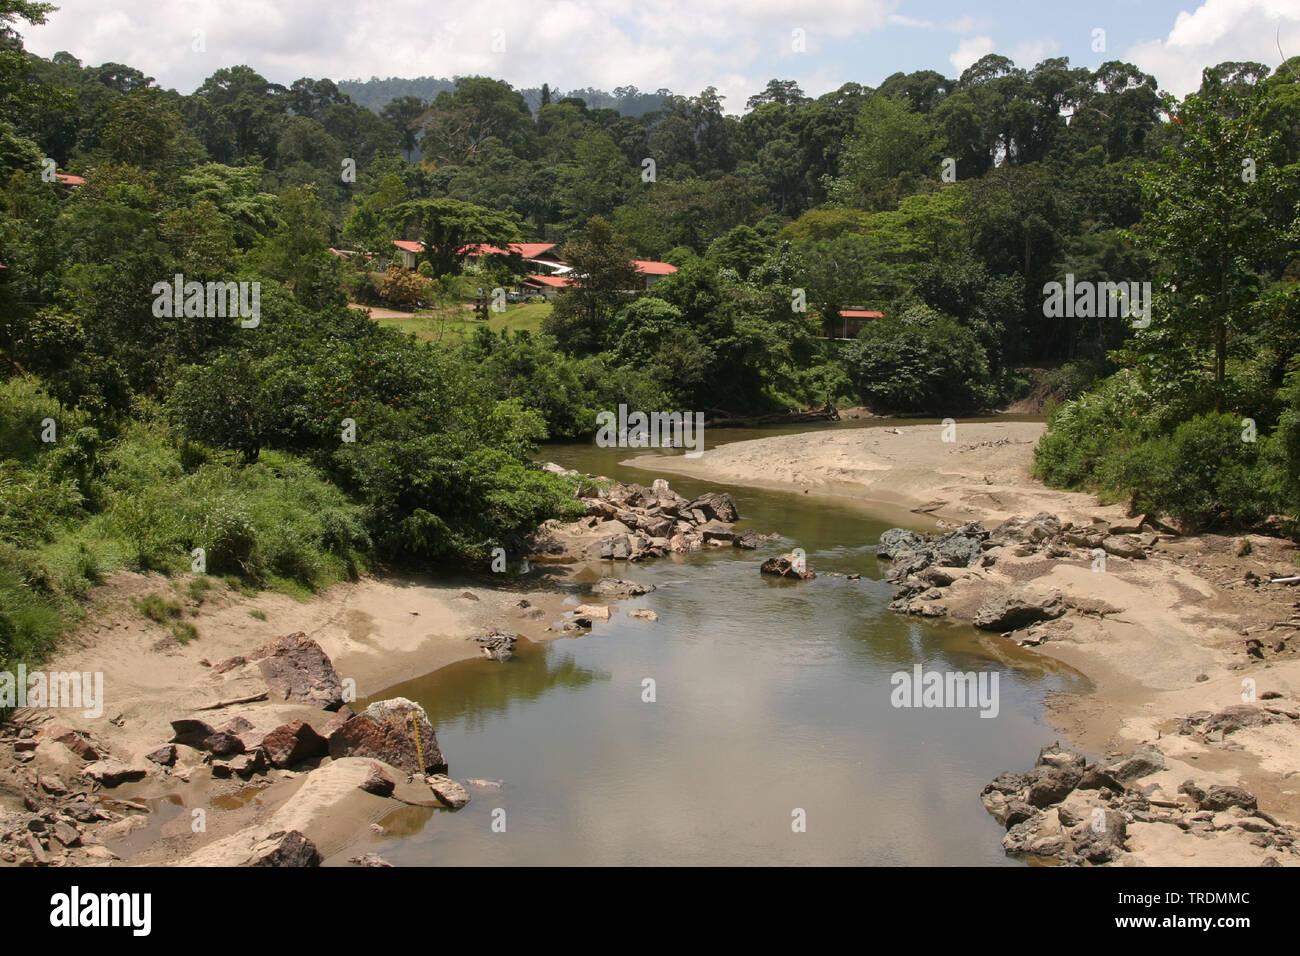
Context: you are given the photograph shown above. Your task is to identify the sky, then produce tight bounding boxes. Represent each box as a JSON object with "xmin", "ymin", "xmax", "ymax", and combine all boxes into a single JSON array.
[{"xmin": 15, "ymin": 0, "xmax": 1300, "ymax": 110}]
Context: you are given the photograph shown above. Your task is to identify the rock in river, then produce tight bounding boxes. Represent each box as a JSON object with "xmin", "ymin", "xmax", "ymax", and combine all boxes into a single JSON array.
[
  {"xmin": 760, "ymin": 553, "xmax": 815, "ymax": 580},
  {"xmin": 327, "ymin": 698, "xmax": 447, "ymax": 775}
]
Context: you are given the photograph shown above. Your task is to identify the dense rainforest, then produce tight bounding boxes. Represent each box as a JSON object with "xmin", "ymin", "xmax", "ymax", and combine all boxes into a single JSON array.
[{"xmin": 1, "ymin": 0, "xmax": 1298, "ymax": 674}]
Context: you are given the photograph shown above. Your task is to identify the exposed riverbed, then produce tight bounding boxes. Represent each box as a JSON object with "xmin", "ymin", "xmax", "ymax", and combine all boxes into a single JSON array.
[{"xmin": 358, "ymin": 422, "xmax": 1089, "ymax": 866}]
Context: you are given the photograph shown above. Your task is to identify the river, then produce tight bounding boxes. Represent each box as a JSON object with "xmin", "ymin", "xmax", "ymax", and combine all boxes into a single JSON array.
[{"xmin": 361, "ymin": 419, "xmax": 1086, "ymax": 865}]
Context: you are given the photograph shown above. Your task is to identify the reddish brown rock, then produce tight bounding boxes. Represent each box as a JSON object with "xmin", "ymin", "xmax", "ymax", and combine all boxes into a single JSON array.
[
  {"xmin": 327, "ymin": 698, "xmax": 446, "ymax": 774},
  {"xmin": 145, "ymin": 744, "xmax": 177, "ymax": 767},
  {"xmin": 317, "ymin": 706, "xmax": 354, "ymax": 741},
  {"xmin": 250, "ymin": 632, "xmax": 345, "ymax": 710},
  {"xmin": 261, "ymin": 721, "xmax": 328, "ymax": 768},
  {"xmin": 426, "ymin": 774, "xmax": 471, "ymax": 809}
]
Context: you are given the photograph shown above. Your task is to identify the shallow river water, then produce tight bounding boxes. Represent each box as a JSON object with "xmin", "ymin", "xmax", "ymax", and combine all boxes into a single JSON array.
[{"xmin": 361, "ymin": 419, "xmax": 1085, "ymax": 865}]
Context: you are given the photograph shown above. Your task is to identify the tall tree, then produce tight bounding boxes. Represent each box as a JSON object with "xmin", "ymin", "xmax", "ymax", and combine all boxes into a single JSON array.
[
  {"xmin": 1120, "ymin": 73, "xmax": 1300, "ymax": 410},
  {"xmin": 382, "ymin": 197, "xmax": 522, "ymax": 277}
]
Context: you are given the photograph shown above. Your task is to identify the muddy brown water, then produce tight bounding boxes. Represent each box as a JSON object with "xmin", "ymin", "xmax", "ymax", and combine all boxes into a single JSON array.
[{"xmin": 358, "ymin": 418, "xmax": 1085, "ymax": 865}]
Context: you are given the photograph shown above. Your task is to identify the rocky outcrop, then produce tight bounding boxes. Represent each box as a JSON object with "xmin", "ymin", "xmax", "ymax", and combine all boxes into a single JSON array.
[
  {"xmin": 592, "ymin": 578, "xmax": 655, "ymax": 597},
  {"xmin": 326, "ymin": 698, "xmax": 447, "ymax": 775},
  {"xmin": 1103, "ymin": 744, "xmax": 1166, "ymax": 782},
  {"xmin": 881, "ymin": 512, "xmax": 1161, "ymax": 626},
  {"xmin": 538, "ymin": 472, "xmax": 771, "ymax": 562},
  {"xmin": 877, "ymin": 522, "xmax": 989, "ymax": 580},
  {"xmin": 685, "ymin": 492, "xmax": 739, "ymax": 523},
  {"xmin": 39, "ymin": 725, "xmax": 104, "ymax": 762},
  {"xmin": 982, "ymin": 743, "xmax": 1297, "ymax": 864},
  {"xmin": 249, "ymin": 632, "xmax": 345, "ymax": 711}
]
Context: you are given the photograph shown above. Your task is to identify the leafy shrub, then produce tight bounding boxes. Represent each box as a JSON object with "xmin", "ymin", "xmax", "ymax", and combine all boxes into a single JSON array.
[
  {"xmin": 1099, "ymin": 413, "xmax": 1272, "ymax": 529},
  {"xmin": 843, "ymin": 307, "xmax": 994, "ymax": 414},
  {"xmin": 1033, "ymin": 371, "xmax": 1156, "ymax": 489},
  {"xmin": 378, "ymin": 266, "xmax": 429, "ymax": 308}
]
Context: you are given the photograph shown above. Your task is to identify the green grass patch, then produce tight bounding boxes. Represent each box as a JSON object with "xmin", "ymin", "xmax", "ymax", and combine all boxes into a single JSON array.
[
  {"xmin": 136, "ymin": 592, "xmax": 184, "ymax": 623},
  {"xmin": 372, "ymin": 301, "xmax": 552, "ymax": 346}
]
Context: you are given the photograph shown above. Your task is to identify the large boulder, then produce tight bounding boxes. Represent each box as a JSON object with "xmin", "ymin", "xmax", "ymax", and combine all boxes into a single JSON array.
[
  {"xmin": 1072, "ymin": 808, "xmax": 1128, "ymax": 863},
  {"xmin": 1101, "ymin": 535, "xmax": 1147, "ymax": 560},
  {"xmin": 327, "ymin": 698, "xmax": 446, "ymax": 774},
  {"xmin": 598, "ymin": 535, "xmax": 632, "ymax": 560},
  {"xmin": 1025, "ymin": 765, "xmax": 1083, "ymax": 808},
  {"xmin": 991, "ymin": 513, "xmax": 1063, "ymax": 544},
  {"xmin": 973, "ymin": 589, "xmax": 1066, "ymax": 631},
  {"xmin": 250, "ymin": 632, "xmax": 345, "ymax": 711},
  {"xmin": 932, "ymin": 526, "xmax": 985, "ymax": 567}
]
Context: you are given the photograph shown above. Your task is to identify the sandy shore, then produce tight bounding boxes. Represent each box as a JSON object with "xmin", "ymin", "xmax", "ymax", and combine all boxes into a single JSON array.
[
  {"xmin": 629, "ymin": 421, "xmax": 1300, "ymax": 866},
  {"xmin": 630, "ymin": 420, "xmax": 1129, "ymax": 529},
  {"xmin": 0, "ymin": 569, "xmax": 591, "ymax": 866}
]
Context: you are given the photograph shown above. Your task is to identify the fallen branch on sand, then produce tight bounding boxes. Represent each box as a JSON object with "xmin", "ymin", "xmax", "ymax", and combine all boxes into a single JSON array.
[{"xmin": 195, "ymin": 691, "xmax": 269, "ymax": 710}]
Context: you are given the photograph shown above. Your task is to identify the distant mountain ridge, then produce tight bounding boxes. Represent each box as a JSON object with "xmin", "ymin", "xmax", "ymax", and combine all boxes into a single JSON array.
[{"xmin": 337, "ymin": 76, "xmax": 669, "ymax": 116}]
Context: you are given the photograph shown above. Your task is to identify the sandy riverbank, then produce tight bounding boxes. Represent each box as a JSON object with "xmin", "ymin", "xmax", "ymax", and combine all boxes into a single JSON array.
[
  {"xmin": 0, "ymin": 569, "xmax": 594, "ymax": 866},
  {"xmin": 629, "ymin": 421, "xmax": 1300, "ymax": 866}
]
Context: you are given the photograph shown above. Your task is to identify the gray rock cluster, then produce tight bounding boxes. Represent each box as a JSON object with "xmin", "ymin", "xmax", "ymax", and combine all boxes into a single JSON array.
[
  {"xmin": 542, "ymin": 465, "xmax": 766, "ymax": 560},
  {"xmin": 878, "ymin": 512, "xmax": 1157, "ymax": 626},
  {"xmin": 982, "ymin": 742, "xmax": 1296, "ymax": 865}
]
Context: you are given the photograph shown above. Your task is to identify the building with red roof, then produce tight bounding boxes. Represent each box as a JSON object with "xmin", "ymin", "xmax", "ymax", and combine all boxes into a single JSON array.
[
  {"xmin": 817, "ymin": 309, "xmax": 883, "ymax": 339},
  {"xmin": 631, "ymin": 260, "xmax": 676, "ymax": 290}
]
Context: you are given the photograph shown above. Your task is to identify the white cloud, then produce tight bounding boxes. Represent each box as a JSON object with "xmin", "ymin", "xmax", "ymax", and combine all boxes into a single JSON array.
[
  {"xmin": 949, "ymin": 35, "xmax": 995, "ymax": 74},
  {"xmin": 1125, "ymin": 0, "xmax": 1300, "ymax": 95},
  {"xmin": 942, "ymin": 15, "xmax": 993, "ymax": 35},
  {"xmin": 15, "ymin": 0, "xmax": 901, "ymax": 110},
  {"xmin": 1010, "ymin": 37, "xmax": 1060, "ymax": 67}
]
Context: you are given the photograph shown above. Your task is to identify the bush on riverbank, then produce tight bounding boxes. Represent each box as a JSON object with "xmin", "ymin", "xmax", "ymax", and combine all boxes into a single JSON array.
[
  {"xmin": 1035, "ymin": 374, "xmax": 1278, "ymax": 530},
  {"xmin": 843, "ymin": 307, "xmax": 995, "ymax": 415},
  {"xmin": 0, "ymin": 377, "xmax": 378, "ymax": 678}
]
